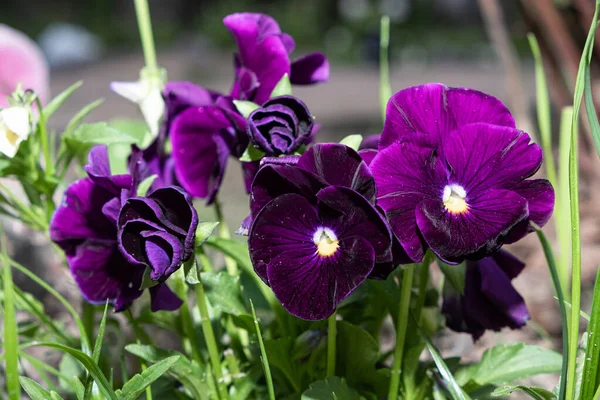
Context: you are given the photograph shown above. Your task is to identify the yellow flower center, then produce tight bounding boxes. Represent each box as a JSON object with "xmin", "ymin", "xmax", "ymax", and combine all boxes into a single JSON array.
[
  {"xmin": 313, "ymin": 227, "xmax": 339, "ymax": 257},
  {"xmin": 443, "ymin": 184, "xmax": 469, "ymax": 214}
]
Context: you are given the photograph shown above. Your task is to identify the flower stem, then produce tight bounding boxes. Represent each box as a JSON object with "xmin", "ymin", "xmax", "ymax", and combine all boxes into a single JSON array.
[
  {"xmin": 214, "ymin": 198, "xmax": 238, "ymax": 276},
  {"xmin": 415, "ymin": 251, "xmax": 433, "ymax": 321},
  {"xmin": 133, "ymin": 0, "xmax": 158, "ymax": 72},
  {"xmin": 379, "ymin": 16, "xmax": 391, "ymax": 124},
  {"xmin": 388, "ymin": 264, "xmax": 415, "ymax": 400},
  {"xmin": 179, "ymin": 293, "xmax": 203, "ymax": 366},
  {"xmin": 326, "ymin": 310, "xmax": 337, "ymax": 377},
  {"xmin": 195, "ymin": 276, "xmax": 228, "ymax": 400},
  {"xmin": 126, "ymin": 310, "xmax": 153, "ymax": 400}
]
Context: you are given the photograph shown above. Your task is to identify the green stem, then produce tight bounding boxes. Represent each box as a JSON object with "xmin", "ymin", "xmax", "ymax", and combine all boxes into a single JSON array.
[
  {"xmin": 214, "ymin": 199, "xmax": 238, "ymax": 276},
  {"xmin": 326, "ymin": 310, "xmax": 337, "ymax": 377},
  {"xmin": 133, "ymin": 0, "xmax": 158, "ymax": 72},
  {"xmin": 379, "ymin": 16, "xmax": 391, "ymax": 124},
  {"xmin": 251, "ymin": 300, "xmax": 276, "ymax": 400},
  {"xmin": 35, "ymin": 98, "xmax": 54, "ymax": 178},
  {"xmin": 415, "ymin": 252, "xmax": 433, "ymax": 321},
  {"xmin": 126, "ymin": 310, "xmax": 152, "ymax": 400},
  {"xmin": 195, "ymin": 276, "xmax": 228, "ymax": 400},
  {"xmin": 179, "ymin": 293, "xmax": 203, "ymax": 366},
  {"xmin": 388, "ymin": 264, "xmax": 415, "ymax": 400}
]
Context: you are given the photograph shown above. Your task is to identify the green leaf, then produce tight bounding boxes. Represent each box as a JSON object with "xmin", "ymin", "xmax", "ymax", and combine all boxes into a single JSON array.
[
  {"xmin": 437, "ymin": 260, "xmax": 466, "ymax": 294},
  {"xmin": 580, "ymin": 270, "xmax": 600, "ymax": 399},
  {"xmin": 3, "ymin": 234, "xmax": 20, "ymax": 400},
  {"xmin": 239, "ymin": 144, "xmax": 265, "ymax": 162},
  {"xmin": 418, "ymin": 322, "xmax": 466, "ymax": 400},
  {"xmin": 125, "ymin": 344, "xmax": 209, "ymax": 399},
  {"xmin": 339, "ymin": 134, "xmax": 363, "ymax": 151},
  {"xmin": 64, "ymin": 99, "xmax": 105, "ymax": 137},
  {"xmin": 233, "ymin": 100, "xmax": 261, "ymax": 118},
  {"xmin": 136, "ymin": 174, "xmax": 157, "ymax": 197},
  {"xmin": 73, "ymin": 377, "xmax": 85, "ymax": 400},
  {"xmin": 455, "ymin": 343, "xmax": 562, "ymax": 391},
  {"xmin": 201, "ymin": 271, "xmax": 248, "ymax": 316},
  {"xmin": 140, "ymin": 266, "xmax": 160, "ymax": 290},
  {"xmin": 83, "ymin": 301, "xmax": 109, "ymax": 400},
  {"xmin": 270, "ymin": 73, "xmax": 292, "ymax": 98},
  {"xmin": 117, "ymin": 356, "xmax": 180, "ymax": 400},
  {"xmin": 491, "ymin": 384, "xmax": 556, "ymax": 400},
  {"xmin": 43, "ymin": 81, "xmax": 83, "ymax": 120},
  {"xmin": 72, "ymin": 123, "xmax": 143, "ymax": 146},
  {"xmin": 301, "ymin": 377, "xmax": 364, "ymax": 400},
  {"xmin": 251, "ymin": 300, "xmax": 275, "ymax": 400},
  {"xmin": 108, "ymin": 118, "xmax": 150, "ymax": 148},
  {"xmin": 183, "ymin": 257, "xmax": 201, "ymax": 285},
  {"xmin": 20, "ymin": 342, "xmax": 118, "ymax": 400},
  {"xmin": 19, "ymin": 377, "xmax": 53, "ymax": 400},
  {"xmin": 195, "ymin": 222, "xmax": 220, "ymax": 247},
  {"xmin": 50, "ymin": 392, "xmax": 63, "ymax": 400}
]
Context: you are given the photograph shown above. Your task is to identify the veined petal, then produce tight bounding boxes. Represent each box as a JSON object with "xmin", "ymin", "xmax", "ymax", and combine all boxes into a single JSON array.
[
  {"xmin": 445, "ymin": 86, "xmax": 515, "ymax": 131},
  {"xmin": 290, "ymin": 52, "xmax": 329, "ymax": 84},
  {"xmin": 266, "ymin": 236, "xmax": 374, "ymax": 320},
  {"xmin": 416, "ymin": 189, "xmax": 528, "ymax": 263}
]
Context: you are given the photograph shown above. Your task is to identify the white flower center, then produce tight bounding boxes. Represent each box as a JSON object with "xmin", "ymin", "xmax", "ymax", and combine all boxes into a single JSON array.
[
  {"xmin": 442, "ymin": 184, "xmax": 469, "ymax": 214},
  {"xmin": 313, "ymin": 227, "xmax": 339, "ymax": 257}
]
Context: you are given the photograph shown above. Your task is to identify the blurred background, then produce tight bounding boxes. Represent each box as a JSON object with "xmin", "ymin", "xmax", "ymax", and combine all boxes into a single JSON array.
[{"xmin": 2, "ymin": 0, "xmax": 600, "ymax": 391}]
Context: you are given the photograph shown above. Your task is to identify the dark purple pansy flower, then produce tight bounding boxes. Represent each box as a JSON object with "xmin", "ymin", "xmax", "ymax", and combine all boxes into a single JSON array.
[
  {"xmin": 371, "ymin": 85, "xmax": 555, "ymax": 264},
  {"xmin": 246, "ymin": 143, "xmax": 406, "ymax": 320},
  {"xmin": 50, "ymin": 145, "xmax": 197, "ymax": 312},
  {"xmin": 441, "ymin": 250, "xmax": 530, "ymax": 340},
  {"xmin": 247, "ymin": 95, "xmax": 313, "ymax": 156},
  {"xmin": 224, "ymin": 12, "xmax": 329, "ymax": 104}
]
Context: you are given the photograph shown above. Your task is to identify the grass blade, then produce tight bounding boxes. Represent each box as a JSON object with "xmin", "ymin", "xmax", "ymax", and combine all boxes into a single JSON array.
[
  {"xmin": 2, "ymin": 234, "xmax": 21, "ymax": 400},
  {"xmin": 557, "ymin": 107, "xmax": 573, "ymax": 299},
  {"xmin": 19, "ymin": 377, "xmax": 52, "ymax": 399},
  {"xmin": 535, "ymin": 227, "xmax": 568, "ymax": 400},
  {"xmin": 580, "ymin": 271, "xmax": 600, "ymax": 399},
  {"xmin": 43, "ymin": 81, "xmax": 83, "ymax": 120},
  {"xmin": 83, "ymin": 302, "xmax": 109, "ymax": 400},
  {"xmin": 250, "ymin": 300, "xmax": 275, "ymax": 400},
  {"xmin": 379, "ymin": 15, "xmax": 391, "ymax": 124}
]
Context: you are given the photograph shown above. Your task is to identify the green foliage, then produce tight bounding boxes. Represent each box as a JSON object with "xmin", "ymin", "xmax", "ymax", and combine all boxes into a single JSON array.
[
  {"xmin": 339, "ymin": 134, "xmax": 363, "ymax": 150},
  {"xmin": 580, "ymin": 271, "xmax": 600, "ymax": 399},
  {"xmin": 202, "ymin": 271, "xmax": 249, "ymax": 316},
  {"xmin": 19, "ymin": 376, "xmax": 62, "ymax": 400},
  {"xmin": 270, "ymin": 73, "xmax": 292, "ymax": 98},
  {"xmin": 455, "ymin": 343, "xmax": 562, "ymax": 392},
  {"xmin": 233, "ymin": 100, "xmax": 261, "ymax": 118},
  {"xmin": 136, "ymin": 174, "xmax": 157, "ymax": 196},
  {"xmin": 3, "ymin": 234, "xmax": 20, "ymax": 400},
  {"xmin": 437, "ymin": 260, "xmax": 466, "ymax": 294},
  {"xmin": 116, "ymin": 356, "xmax": 180, "ymax": 400},
  {"xmin": 491, "ymin": 385, "xmax": 556, "ymax": 400},
  {"xmin": 239, "ymin": 144, "xmax": 265, "ymax": 162},
  {"xmin": 301, "ymin": 377, "xmax": 364, "ymax": 400},
  {"xmin": 43, "ymin": 81, "xmax": 83, "ymax": 120},
  {"xmin": 195, "ymin": 222, "xmax": 220, "ymax": 247}
]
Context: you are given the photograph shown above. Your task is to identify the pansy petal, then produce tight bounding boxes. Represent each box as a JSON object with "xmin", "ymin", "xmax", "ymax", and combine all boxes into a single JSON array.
[
  {"xmin": 163, "ymin": 81, "xmax": 219, "ymax": 122},
  {"xmin": 297, "ymin": 143, "xmax": 377, "ymax": 202},
  {"xmin": 443, "ymin": 123, "xmax": 542, "ymax": 195},
  {"xmin": 250, "ymin": 163, "xmax": 325, "ymax": 217},
  {"xmin": 490, "ymin": 250, "xmax": 526, "ymax": 280},
  {"xmin": 118, "ymin": 219, "xmax": 166, "ymax": 267},
  {"xmin": 171, "ymin": 106, "xmax": 234, "ymax": 202},
  {"xmin": 290, "ymin": 52, "xmax": 329, "ymax": 84},
  {"xmin": 84, "ymin": 145, "xmax": 132, "ymax": 193},
  {"xmin": 359, "ymin": 134, "xmax": 380, "ymax": 150},
  {"xmin": 248, "ymin": 193, "xmax": 319, "ymax": 284},
  {"xmin": 358, "ymin": 149, "xmax": 377, "ymax": 166},
  {"xmin": 242, "ymin": 161, "xmax": 260, "ymax": 194},
  {"xmin": 445, "ymin": 87, "xmax": 515, "ymax": 130},
  {"xmin": 149, "ymin": 186, "xmax": 198, "ymax": 241},
  {"xmin": 512, "ymin": 179, "xmax": 554, "ymax": 227},
  {"xmin": 149, "ymin": 283, "xmax": 183, "ymax": 312},
  {"xmin": 266, "ymin": 236, "xmax": 375, "ymax": 320},
  {"xmin": 416, "ymin": 189, "xmax": 528, "ymax": 263},
  {"xmin": 316, "ymin": 186, "xmax": 392, "ymax": 263},
  {"xmin": 141, "ymin": 230, "xmax": 184, "ymax": 279}
]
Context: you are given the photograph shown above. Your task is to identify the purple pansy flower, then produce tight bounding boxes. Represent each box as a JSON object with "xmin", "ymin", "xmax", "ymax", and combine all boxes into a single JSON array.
[
  {"xmin": 224, "ymin": 12, "xmax": 329, "ymax": 104},
  {"xmin": 371, "ymin": 84, "xmax": 555, "ymax": 264},
  {"xmin": 442, "ymin": 250, "xmax": 530, "ymax": 340},
  {"xmin": 247, "ymin": 143, "xmax": 406, "ymax": 320},
  {"xmin": 50, "ymin": 145, "xmax": 198, "ymax": 312},
  {"xmin": 247, "ymin": 95, "xmax": 313, "ymax": 156}
]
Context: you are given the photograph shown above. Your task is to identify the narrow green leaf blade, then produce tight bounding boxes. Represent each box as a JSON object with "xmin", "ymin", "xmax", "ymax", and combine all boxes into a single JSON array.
[
  {"xmin": 301, "ymin": 377, "xmax": 363, "ymax": 400},
  {"xmin": 339, "ymin": 134, "xmax": 363, "ymax": 150},
  {"xmin": 251, "ymin": 300, "xmax": 275, "ymax": 400},
  {"xmin": 270, "ymin": 73, "xmax": 292, "ymax": 98},
  {"xmin": 580, "ymin": 270, "xmax": 600, "ymax": 399},
  {"xmin": 136, "ymin": 174, "xmax": 157, "ymax": 197},
  {"xmin": 3, "ymin": 234, "xmax": 21, "ymax": 400},
  {"xmin": 491, "ymin": 384, "xmax": 556, "ymax": 400},
  {"xmin": 119, "ymin": 355, "xmax": 180, "ymax": 400},
  {"xmin": 84, "ymin": 302, "xmax": 109, "ymax": 399},
  {"xmin": 64, "ymin": 99, "xmax": 105, "ymax": 137},
  {"xmin": 233, "ymin": 100, "xmax": 260, "ymax": 118},
  {"xmin": 73, "ymin": 377, "xmax": 85, "ymax": 400},
  {"xmin": 43, "ymin": 81, "xmax": 83, "ymax": 120},
  {"xmin": 19, "ymin": 377, "xmax": 52, "ymax": 400}
]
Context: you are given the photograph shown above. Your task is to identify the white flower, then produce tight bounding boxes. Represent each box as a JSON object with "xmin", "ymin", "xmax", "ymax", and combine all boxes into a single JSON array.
[
  {"xmin": 0, "ymin": 106, "xmax": 30, "ymax": 158},
  {"xmin": 111, "ymin": 72, "xmax": 165, "ymax": 141}
]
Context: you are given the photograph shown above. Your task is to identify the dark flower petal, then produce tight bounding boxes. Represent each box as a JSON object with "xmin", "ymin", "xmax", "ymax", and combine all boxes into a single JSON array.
[
  {"xmin": 248, "ymin": 193, "xmax": 319, "ymax": 284},
  {"xmin": 118, "ymin": 219, "xmax": 167, "ymax": 267},
  {"xmin": 297, "ymin": 143, "xmax": 377, "ymax": 203},
  {"xmin": 415, "ymin": 189, "xmax": 529, "ymax": 263},
  {"xmin": 267, "ymin": 235, "xmax": 374, "ymax": 320},
  {"xmin": 442, "ymin": 123, "xmax": 542, "ymax": 196},
  {"xmin": 141, "ymin": 229, "xmax": 185, "ymax": 280},
  {"xmin": 379, "ymin": 83, "xmax": 515, "ymax": 149},
  {"xmin": 358, "ymin": 149, "xmax": 377, "ymax": 166},
  {"xmin": 359, "ymin": 134, "xmax": 381, "ymax": 150},
  {"xmin": 171, "ymin": 106, "xmax": 236, "ymax": 203},
  {"xmin": 84, "ymin": 145, "xmax": 132, "ymax": 194},
  {"xmin": 119, "ymin": 197, "xmax": 187, "ymax": 237},
  {"xmin": 290, "ymin": 52, "xmax": 329, "ymax": 85},
  {"xmin": 242, "ymin": 161, "xmax": 261, "ymax": 194},
  {"xmin": 149, "ymin": 283, "xmax": 183, "ymax": 312},
  {"xmin": 316, "ymin": 186, "xmax": 392, "ymax": 263},
  {"xmin": 163, "ymin": 81, "xmax": 219, "ymax": 124}
]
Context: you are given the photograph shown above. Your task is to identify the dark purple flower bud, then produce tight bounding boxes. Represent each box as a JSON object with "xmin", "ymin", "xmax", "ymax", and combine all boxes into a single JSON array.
[
  {"xmin": 247, "ymin": 96, "xmax": 313, "ymax": 156},
  {"xmin": 442, "ymin": 250, "xmax": 530, "ymax": 341},
  {"xmin": 117, "ymin": 186, "xmax": 198, "ymax": 283}
]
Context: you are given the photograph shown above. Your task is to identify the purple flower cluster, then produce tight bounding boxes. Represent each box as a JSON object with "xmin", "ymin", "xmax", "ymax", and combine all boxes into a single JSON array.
[
  {"xmin": 50, "ymin": 146, "xmax": 198, "ymax": 312},
  {"xmin": 245, "ymin": 83, "xmax": 555, "ymax": 338}
]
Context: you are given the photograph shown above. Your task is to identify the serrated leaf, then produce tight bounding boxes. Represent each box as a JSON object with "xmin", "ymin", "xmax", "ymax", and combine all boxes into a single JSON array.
[
  {"xmin": 19, "ymin": 376, "xmax": 53, "ymax": 399},
  {"xmin": 339, "ymin": 135, "xmax": 363, "ymax": 151},
  {"xmin": 118, "ymin": 356, "xmax": 180, "ymax": 400},
  {"xmin": 301, "ymin": 377, "xmax": 363, "ymax": 400},
  {"xmin": 136, "ymin": 174, "xmax": 157, "ymax": 197},
  {"xmin": 437, "ymin": 260, "xmax": 465, "ymax": 294},
  {"xmin": 455, "ymin": 343, "xmax": 562, "ymax": 391},
  {"xmin": 233, "ymin": 100, "xmax": 261, "ymax": 118},
  {"xmin": 125, "ymin": 344, "xmax": 209, "ymax": 399},
  {"xmin": 492, "ymin": 384, "xmax": 556, "ymax": 399},
  {"xmin": 201, "ymin": 271, "xmax": 248, "ymax": 316},
  {"xmin": 195, "ymin": 222, "xmax": 220, "ymax": 247},
  {"xmin": 239, "ymin": 144, "xmax": 265, "ymax": 162},
  {"xmin": 43, "ymin": 81, "xmax": 83, "ymax": 120},
  {"xmin": 270, "ymin": 73, "xmax": 292, "ymax": 98}
]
